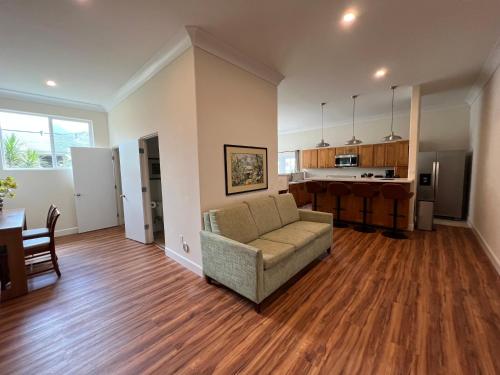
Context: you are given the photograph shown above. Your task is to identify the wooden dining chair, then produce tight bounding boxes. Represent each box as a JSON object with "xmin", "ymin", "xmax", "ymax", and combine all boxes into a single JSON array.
[
  {"xmin": 23, "ymin": 208, "xmax": 61, "ymax": 278},
  {"xmin": 22, "ymin": 204, "xmax": 56, "ymax": 240}
]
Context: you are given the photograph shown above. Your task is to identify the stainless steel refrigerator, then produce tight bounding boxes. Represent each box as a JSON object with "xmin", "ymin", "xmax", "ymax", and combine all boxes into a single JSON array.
[{"xmin": 417, "ymin": 150, "xmax": 469, "ymax": 220}]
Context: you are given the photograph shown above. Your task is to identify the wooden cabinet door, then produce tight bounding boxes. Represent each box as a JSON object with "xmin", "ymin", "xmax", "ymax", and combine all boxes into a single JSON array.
[
  {"xmin": 358, "ymin": 144, "xmax": 374, "ymax": 167},
  {"xmin": 384, "ymin": 142, "xmax": 397, "ymax": 167},
  {"xmin": 396, "ymin": 140, "xmax": 409, "ymax": 166},
  {"xmin": 373, "ymin": 144, "xmax": 386, "ymax": 167},
  {"xmin": 344, "ymin": 146, "xmax": 359, "ymax": 155},
  {"xmin": 301, "ymin": 149, "xmax": 318, "ymax": 169},
  {"xmin": 317, "ymin": 148, "xmax": 335, "ymax": 168},
  {"xmin": 335, "ymin": 146, "xmax": 346, "ymax": 155},
  {"xmin": 395, "ymin": 166, "xmax": 408, "ymax": 178}
]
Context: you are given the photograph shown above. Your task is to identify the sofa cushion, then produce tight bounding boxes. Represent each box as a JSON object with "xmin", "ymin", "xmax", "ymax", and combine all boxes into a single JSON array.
[
  {"xmin": 209, "ymin": 204, "xmax": 258, "ymax": 243},
  {"xmin": 260, "ymin": 227, "xmax": 316, "ymax": 249},
  {"xmin": 271, "ymin": 193, "xmax": 300, "ymax": 226},
  {"xmin": 284, "ymin": 221, "xmax": 331, "ymax": 236},
  {"xmin": 247, "ymin": 239, "xmax": 295, "ymax": 270},
  {"xmin": 244, "ymin": 196, "xmax": 282, "ymax": 235}
]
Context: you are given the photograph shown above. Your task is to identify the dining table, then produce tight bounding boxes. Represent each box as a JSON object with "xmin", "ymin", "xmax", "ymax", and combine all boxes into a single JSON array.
[{"xmin": 0, "ymin": 208, "xmax": 28, "ymax": 302}]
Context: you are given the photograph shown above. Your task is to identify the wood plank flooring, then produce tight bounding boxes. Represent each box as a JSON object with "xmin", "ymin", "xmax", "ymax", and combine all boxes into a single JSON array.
[{"xmin": 0, "ymin": 225, "xmax": 499, "ymax": 374}]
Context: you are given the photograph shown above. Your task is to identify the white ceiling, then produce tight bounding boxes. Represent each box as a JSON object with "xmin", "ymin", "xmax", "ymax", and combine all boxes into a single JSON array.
[{"xmin": 1, "ymin": 0, "xmax": 499, "ymax": 132}]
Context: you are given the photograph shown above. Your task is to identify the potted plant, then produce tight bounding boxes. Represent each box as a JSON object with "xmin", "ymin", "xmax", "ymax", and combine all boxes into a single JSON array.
[{"xmin": 0, "ymin": 176, "xmax": 17, "ymax": 212}]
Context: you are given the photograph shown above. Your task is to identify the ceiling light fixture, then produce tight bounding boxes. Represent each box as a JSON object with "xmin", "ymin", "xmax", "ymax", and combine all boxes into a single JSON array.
[
  {"xmin": 342, "ymin": 12, "xmax": 356, "ymax": 24},
  {"xmin": 374, "ymin": 68, "xmax": 387, "ymax": 79},
  {"xmin": 46, "ymin": 80, "xmax": 57, "ymax": 87},
  {"xmin": 382, "ymin": 85, "xmax": 402, "ymax": 142},
  {"xmin": 316, "ymin": 102, "xmax": 330, "ymax": 148},
  {"xmin": 345, "ymin": 94, "xmax": 362, "ymax": 145}
]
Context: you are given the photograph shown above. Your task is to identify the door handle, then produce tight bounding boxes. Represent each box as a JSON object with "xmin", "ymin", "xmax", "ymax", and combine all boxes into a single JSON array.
[
  {"xmin": 75, "ymin": 193, "xmax": 81, "ymax": 197},
  {"xmin": 120, "ymin": 194, "xmax": 126, "ymax": 198}
]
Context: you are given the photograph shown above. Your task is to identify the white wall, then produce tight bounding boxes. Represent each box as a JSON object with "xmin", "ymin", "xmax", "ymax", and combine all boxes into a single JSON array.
[
  {"xmin": 0, "ymin": 97, "xmax": 109, "ymax": 235},
  {"xmin": 278, "ymin": 104, "xmax": 470, "ymax": 153},
  {"xmin": 468, "ymin": 65, "xmax": 500, "ymax": 274},
  {"xmin": 194, "ymin": 47, "xmax": 279, "ymax": 211},
  {"xmin": 108, "ymin": 48, "xmax": 203, "ymax": 273}
]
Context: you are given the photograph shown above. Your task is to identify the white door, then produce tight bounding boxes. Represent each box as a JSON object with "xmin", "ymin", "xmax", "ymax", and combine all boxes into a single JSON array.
[
  {"xmin": 71, "ymin": 147, "xmax": 118, "ymax": 233},
  {"xmin": 118, "ymin": 140, "xmax": 152, "ymax": 244}
]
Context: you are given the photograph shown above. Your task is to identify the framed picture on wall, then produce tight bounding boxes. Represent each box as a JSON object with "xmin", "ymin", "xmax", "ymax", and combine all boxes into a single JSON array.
[{"xmin": 224, "ymin": 144, "xmax": 268, "ymax": 195}]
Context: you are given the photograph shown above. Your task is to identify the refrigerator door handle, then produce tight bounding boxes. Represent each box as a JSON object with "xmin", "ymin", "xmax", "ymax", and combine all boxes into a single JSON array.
[{"xmin": 432, "ymin": 161, "xmax": 440, "ymax": 203}]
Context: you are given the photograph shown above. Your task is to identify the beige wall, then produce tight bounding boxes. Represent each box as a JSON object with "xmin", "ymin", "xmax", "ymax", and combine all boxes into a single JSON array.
[
  {"xmin": 108, "ymin": 48, "xmax": 203, "ymax": 271},
  {"xmin": 0, "ymin": 97, "xmax": 109, "ymax": 235},
  {"xmin": 194, "ymin": 47, "xmax": 279, "ymax": 212},
  {"xmin": 468, "ymin": 66, "xmax": 500, "ymax": 273},
  {"xmin": 278, "ymin": 104, "xmax": 470, "ymax": 153}
]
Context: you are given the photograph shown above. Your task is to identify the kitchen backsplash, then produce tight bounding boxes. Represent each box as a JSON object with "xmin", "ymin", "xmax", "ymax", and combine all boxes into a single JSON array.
[{"xmin": 304, "ymin": 167, "xmax": 392, "ymax": 178}]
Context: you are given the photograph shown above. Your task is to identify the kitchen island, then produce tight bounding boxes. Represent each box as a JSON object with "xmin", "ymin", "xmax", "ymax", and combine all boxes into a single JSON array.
[{"xmin": 290, "ymin": 177, "xmax": 414, "ymax": 230}]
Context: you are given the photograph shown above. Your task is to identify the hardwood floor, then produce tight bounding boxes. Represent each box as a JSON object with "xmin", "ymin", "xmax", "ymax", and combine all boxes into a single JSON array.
[{"xmin": 0, "ymin": 225, "xmax": 499, "ymax": 374}]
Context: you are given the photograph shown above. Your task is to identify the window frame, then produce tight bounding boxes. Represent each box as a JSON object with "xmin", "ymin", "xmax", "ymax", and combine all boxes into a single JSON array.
[{"xmin": 0, "ymin": 108, "xmax": 94, "ymax": 171}]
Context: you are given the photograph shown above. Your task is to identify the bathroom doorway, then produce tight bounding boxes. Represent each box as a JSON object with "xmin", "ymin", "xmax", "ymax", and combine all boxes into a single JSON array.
[{"xmin": 144, "ymin": 135, "xmax": 164, "ymax": 247}]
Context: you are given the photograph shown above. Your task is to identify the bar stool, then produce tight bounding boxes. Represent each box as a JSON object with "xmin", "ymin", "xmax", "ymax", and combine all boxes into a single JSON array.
[
  {"xmin": 328, "ymin": 182, "xmax": 351, "ymax": 228},
  {"xmin": 380, "ymin": 184, "xmax": 414, "ymax": 239},
  {"xmin": 351, "ymin": 183, "xmax": 379, "ymax": 233},
  {"xmin": 306, "ymin": 181, "xmax": 325, "ymax": 211}
]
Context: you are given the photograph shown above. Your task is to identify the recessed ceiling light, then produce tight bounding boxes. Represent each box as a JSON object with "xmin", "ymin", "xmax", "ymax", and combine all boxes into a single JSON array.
[
  {"xmin": 46, "ymin": 80, "xmax": 57, "ymax": 87},
  {"xmin": 374, "ymin": 68, "xmax": 388, "ymax": 79},
  {"xmin": 342, "ymin": 12, "xmax": 356, "ymax": 24}
]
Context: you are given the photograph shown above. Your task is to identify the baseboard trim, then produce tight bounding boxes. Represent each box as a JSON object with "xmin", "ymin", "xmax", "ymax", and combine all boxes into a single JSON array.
[
  {"xmin": 468, "ymin": 221, "xmax": 500, "ymax": 275},
  {"xmin": 55, "ymin": 227, "xmax": 78, "ymax": 237},
  {"xmin": 165, "ymin": 247, "xmax": 203, "ymax": 276}
]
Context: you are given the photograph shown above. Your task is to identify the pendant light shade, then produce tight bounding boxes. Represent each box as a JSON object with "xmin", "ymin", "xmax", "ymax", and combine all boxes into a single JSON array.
[
  {"xmin": 345, "ymin": 94, "xmax": 362, "ymax": 145},
  {"xmin": 316, "ymin": 102, "xmax": 330, "ymax": 148},
  {"xmin": 383, "ymin": 85, "xmax": 402, "ymax": 142}
]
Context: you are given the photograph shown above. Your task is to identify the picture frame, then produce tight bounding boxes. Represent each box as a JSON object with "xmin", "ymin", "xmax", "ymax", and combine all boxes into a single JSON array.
[{"xmin": 224, "ymin": 144, "xmax": 268, "ymax": 195}]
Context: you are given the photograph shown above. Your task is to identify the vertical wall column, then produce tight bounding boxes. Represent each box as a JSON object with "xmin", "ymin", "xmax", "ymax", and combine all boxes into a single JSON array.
[{"xmin": 408, "ymin": 85, "xmax": 421, "ymax": 230}]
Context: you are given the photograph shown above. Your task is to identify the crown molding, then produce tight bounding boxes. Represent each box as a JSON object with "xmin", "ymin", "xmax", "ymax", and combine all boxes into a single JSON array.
[
  {"xmin": 0, "ymin": 88, "xmax": 106, "ymax": 113},
  {"xmin": 105, "ymin": 28, "xmax": 192, "ymax": 111},
  {"xmin": 186, "ymin": 26, "xmax": 284, "ymax": 86},
  {"xmin": 466, "ymin": 36, "xmax": 500, "ymax": 106}
]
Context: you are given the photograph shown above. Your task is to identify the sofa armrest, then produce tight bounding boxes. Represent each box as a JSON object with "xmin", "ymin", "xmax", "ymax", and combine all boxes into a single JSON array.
[
  {"xmin": 200, "ymin": 230, "xmax": 264, "ymax": 303},
  {"xmin": 298, "ymin": 209, "xmax": 333, "ymax": 226}
]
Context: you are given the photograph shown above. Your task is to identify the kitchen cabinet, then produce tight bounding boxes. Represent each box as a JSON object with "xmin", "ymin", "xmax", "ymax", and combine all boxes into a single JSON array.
[
  {"xmin": 384, "ymin": 142, "xmax": 398, "ymax": 167},
  {"xmin": 396, "ymin": 140, "xmax": 409, "ymax": 166},
  {"xmin": 336, "ymin": 146, "xmax": 358, "ymax": 155},
  {"xmin": 395, "ymin": 166, "xmax": 408, "ymax": 178},
  {"xmin": 301, "ymin": 149, "xmax": 318, "ymax": 169},
  {"xmin": 317, "ymin": 148, "xmax": 335, "ymax": 168},
  {"xmin": 373, "ymin": 144, "xmax": 386, "ymax": 167},
  {"xmin": 358, "ymin": 144, "xmax": 374, "ymax": 168}
]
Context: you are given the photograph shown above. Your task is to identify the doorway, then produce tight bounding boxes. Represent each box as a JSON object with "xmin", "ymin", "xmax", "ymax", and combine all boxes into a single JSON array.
[{"xmin": 144, "ymin": 136, "xmax": 164, "ymax": 247}]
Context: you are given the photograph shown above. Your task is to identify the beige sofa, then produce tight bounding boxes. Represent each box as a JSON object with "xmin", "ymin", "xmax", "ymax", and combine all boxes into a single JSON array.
[{"xmin": 200, "ymin": 193, "xmax": 333, "ymax": 311}]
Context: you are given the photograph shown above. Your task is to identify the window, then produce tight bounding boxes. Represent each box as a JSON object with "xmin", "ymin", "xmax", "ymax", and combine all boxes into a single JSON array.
[
  {"xmin": 0, "ymin": 110, "xmax": 92, "ymax": 169},
  {"xmin": 278, "ymin": 150, "xmax": 299, "ymax": 174}
]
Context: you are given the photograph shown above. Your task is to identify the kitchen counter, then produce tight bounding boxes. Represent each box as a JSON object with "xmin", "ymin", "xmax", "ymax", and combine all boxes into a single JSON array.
[{"xmin": 304, "ymin": 177, "xmax": 413, "ymax": 183}]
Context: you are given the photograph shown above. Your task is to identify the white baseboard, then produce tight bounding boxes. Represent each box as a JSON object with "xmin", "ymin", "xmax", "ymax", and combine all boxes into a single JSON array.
[
  {"xmin": 468, "ymin": 221, "xmax": 500, "ymax": 275},
  {"xmin": 55, "ymin": 227, "xmax": 79, "ymax": 237},
  {"xmin": 165, "ymin": 247, "xmax": 203, "ymax": 276}
]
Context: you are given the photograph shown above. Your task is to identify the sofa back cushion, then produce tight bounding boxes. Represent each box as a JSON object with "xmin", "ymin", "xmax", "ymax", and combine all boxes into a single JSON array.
[
  {"xmin": 209, "ymin": 204, "xmax": 258, "ymax": 243},
  {"xmin": 245, "ymin": 196, "xmax": 282, "ymax": 235},
  {"xmin": 271, "ymin": 193, "xmax": 300, "ymax": 226}
]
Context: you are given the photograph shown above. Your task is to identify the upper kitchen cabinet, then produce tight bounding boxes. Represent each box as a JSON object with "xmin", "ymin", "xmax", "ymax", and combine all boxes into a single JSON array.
[
  {"xmin": 318, "ymin": 148, "xmax": 335, "ymax": 168},
  {"xmin": 336, "ymin": 146, "xmax": 358, "ymax": 155},
  {"xmin": 358, "ymin": 144, "xmax": 374, "ymax": 168},
  {"xmin": 301, "ymin": 149, "xmax": 318, "ymax": 169},
  {"xmin": 396, "ymin": 140, "xmax": 409, "ymax": 166},
  {"xmin": 373, "ymin": 143, "xmax": 386, "ymax": 167}
]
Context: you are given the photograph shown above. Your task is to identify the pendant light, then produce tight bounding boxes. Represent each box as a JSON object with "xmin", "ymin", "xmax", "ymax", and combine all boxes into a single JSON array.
[
  {"xmin": 382, "ymin": 85, "xmax": 402, "ymax": 142},
  {"xmin": 345, "ymin": 94, "xmax": 362, "ymax": 145},
  {"xmin": 316, "ymin": 102, "xmax": 330, "ymax": 148}
]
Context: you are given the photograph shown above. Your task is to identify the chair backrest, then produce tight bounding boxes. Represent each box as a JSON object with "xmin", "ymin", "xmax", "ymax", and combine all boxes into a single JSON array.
[
  {"xmin": 351, "ymin": 183, "xmax": 379, "ymax": 198},
  {"xmin": 328, "ymin": 182, "xmax": 351, "ymax": 197},
  {"xmin": 48, "ymin": 208, "xmax": 61, "ymax": 241},
  {"xmin": 305, "ymin": 181, "xmax": 325, "ymax": 194},
  {"xmin": 46, "ymin": 204, "xmax": 57, "ymax": 228},
  {"xmin": 380, "ymin": 183, "xmax": 414, "ymax": 200}
]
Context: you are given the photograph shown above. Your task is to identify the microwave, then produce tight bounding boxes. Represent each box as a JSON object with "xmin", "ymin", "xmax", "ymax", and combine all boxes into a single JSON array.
[{"xmin": 335, "ymin": 154, "xmax": 358, "ymax": 167}]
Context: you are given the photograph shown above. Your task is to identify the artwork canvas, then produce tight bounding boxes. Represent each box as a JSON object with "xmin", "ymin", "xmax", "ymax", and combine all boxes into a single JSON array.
[{"xmin": 224, "ymin": 145, "xmax": 268, "ymax": 195}]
